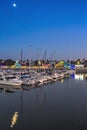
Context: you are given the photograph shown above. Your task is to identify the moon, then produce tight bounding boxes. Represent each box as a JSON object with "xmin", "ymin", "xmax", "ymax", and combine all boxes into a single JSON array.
[{"xmin": 13, "ymin": 3, "xmax": 16, "ymax": 7}]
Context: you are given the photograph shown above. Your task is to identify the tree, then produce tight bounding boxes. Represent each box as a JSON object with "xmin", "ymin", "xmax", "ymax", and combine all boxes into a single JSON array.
[
  {"xmin": 4, "ymin": 59, "xmax": 15, "ymax": 66},
  {"xmin": 34, "ymin": 60, "xmax": 38, "ymax": 66}
]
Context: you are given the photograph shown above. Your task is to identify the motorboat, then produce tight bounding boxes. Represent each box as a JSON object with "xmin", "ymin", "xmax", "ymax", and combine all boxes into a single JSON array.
[{"xmin": 0, "ymin": 72, "xmax": 23, "ymax": 86}]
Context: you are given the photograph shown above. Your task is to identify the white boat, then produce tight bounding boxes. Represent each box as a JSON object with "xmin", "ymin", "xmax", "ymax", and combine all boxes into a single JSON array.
[{"xmin": 0, "ymin": 72, "xmax": 23, "ymax": 86}]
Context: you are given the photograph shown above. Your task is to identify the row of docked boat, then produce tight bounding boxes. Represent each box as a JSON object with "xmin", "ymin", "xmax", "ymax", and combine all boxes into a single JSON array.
[{"xmin": 0, "ymin": 69, "xmax": 75, "ymax": 88}]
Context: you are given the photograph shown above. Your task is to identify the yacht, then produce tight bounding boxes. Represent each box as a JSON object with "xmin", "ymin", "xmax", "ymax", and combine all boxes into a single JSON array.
[{"xmin": 0, "ymin": 72, "xmax": 23, "ymax": 86}]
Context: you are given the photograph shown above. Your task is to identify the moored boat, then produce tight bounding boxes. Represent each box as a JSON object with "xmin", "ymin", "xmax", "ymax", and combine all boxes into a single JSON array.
[{"xmin": 0, "ymin": 72, "xmax": 23, "ymax": 86}]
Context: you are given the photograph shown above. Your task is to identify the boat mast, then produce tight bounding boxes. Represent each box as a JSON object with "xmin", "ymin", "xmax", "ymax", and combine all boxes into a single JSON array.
[{"xmin": 21, "ymin": 50, "xmax": 23, "ymax": 61}]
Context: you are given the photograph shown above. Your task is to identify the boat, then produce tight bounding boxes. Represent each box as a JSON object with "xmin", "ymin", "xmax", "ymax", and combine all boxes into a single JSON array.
[{"xmin": 0, "ymin": 72, "xmax": 23, "ymax": 86}]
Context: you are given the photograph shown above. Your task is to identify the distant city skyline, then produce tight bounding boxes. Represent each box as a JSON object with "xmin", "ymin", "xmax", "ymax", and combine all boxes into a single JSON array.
[{"xmin": 0, "ymin": 0, "xmax": 87, "ymax": 60}]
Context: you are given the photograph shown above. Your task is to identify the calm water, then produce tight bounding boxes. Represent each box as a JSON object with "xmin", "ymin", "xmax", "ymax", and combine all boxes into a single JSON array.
[{"xmin": 0, "ymin": 74, "xmax": 87, "ymax": 130}]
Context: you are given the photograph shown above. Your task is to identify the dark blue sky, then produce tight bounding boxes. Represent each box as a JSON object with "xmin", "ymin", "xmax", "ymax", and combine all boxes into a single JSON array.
[{"xmin": 0, "ymin": 0, "xmax": 87, "ymax": 60}]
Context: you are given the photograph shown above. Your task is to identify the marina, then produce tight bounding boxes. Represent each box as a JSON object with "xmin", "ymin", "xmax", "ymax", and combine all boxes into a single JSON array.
[
  {"xmin": 0, "ymin": 73, "xmax": 87, "ymax": 130},
  {"xmin": 0, "ymin": 0, "xmax": 86, "ymax": 129},
  {"xmin": 0, "ymin": 68, "xmax": 75, "ymax": 90}
]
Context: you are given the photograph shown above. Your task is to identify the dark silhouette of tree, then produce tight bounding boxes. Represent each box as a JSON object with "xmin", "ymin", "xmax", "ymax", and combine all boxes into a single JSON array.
[
  {"xmin": 4, "ymin": 59, "xmax": 15, "ymax": 66},
  {"xmin": 34, "ymin": 60, "xmax": 38, "ymax": 66}
]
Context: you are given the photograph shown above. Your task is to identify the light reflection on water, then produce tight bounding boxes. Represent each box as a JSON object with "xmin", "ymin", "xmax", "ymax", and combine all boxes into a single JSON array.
[
  {"xmin": 0, "ymin": 74, "xmax": 87, "ymax": 130},
  {"xmin": 10, "ymin": 112, "xmax": 19, "ymax": 128},
  {"xmin": 71, "ymin": 74, "xmax": 87, "ymax": 80}
]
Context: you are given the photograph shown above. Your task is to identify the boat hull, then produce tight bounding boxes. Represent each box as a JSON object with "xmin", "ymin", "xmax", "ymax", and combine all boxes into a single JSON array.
[{"xmin": 0, "ymin": 81, "xmax": 22, "ymax": 86}]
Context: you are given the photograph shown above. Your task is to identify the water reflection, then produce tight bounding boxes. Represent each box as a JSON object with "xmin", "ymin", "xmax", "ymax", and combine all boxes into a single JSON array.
[
  {"xmin": 60, "ymin": 79, "xmax": 64, "ymax": 83},
  {"xmin": 0, "ymin": 87, "xmax": 4, "ymax": 92},
  {"xmin": 71, "ymin": 74, "xmax": 87, "ymax": 80},
  {"xmin": 0, "ymin": 76, "xmax": 87, "ymax": 130},
  {"xmin": 10, "ymin": 112, "xmax": 19, "ymax": 128},
  {"xmin": 0, "ymin": 85, "xmax": 21, "ymax": 95},
  {"xmin": 0, "ymin": 88, "xmax": 15, "ymax": 94},
  {"xmin": 75, "ymin": 74, "xmax": 84, "ymax": 80}
]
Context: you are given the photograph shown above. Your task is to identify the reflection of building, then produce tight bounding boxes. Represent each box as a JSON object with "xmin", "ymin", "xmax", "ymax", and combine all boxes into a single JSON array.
[{"xmin": 75, "ymin": 74, "xmax": 84, "ymax": 80}]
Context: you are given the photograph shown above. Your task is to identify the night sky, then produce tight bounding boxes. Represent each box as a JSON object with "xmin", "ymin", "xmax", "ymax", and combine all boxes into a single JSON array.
[{"xmin": 0, "ymin": 0, "xmax": 87, "ymax": 60}]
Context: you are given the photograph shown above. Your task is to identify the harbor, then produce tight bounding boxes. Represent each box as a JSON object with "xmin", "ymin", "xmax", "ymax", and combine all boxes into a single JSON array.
[
  {"xmin": 0, "ymin": 68, "xmax": 75, "ymax": 90},
  {"xmin": 0, "ymin": 73, "xmax": 87, "ymax": 130},
  {"xmin": 0, "ymin": 0, "xmax": 87, "ymax": 129},
  {"xmin": 0, "ymin": 57, "xmax": 87, "ymax": 90},
  {"xmin": 0, "ymin": 65, "xmax": 87, "ymax": 130}
]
